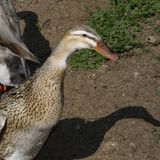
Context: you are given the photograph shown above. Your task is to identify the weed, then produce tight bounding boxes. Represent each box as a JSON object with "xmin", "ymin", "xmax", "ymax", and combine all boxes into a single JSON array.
[{"xmin": 70, "ymin": 0, "xmax": 160, "ymax": 69}]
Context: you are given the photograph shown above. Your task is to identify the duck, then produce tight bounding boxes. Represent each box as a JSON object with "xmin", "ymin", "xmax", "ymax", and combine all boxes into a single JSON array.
[
  {"xmin": 0, "ymin": 25, "xmax": 119, "ymax": 160},
  {"xmin": 0, "ymin": 0, "xmax": 38, "ymax": 89}
]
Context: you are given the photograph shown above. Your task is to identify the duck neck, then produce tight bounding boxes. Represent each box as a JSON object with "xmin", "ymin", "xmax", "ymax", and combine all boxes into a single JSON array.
[
  {"xmin": 26, "ymin": 38, "xmax": 77, "ymax": 121},
  {"xmin": 30, "ymin": 37, "xmax": 77, "ymax": 95},
  {"xmin": 48, "ymin": 37, "xmax": 77, "ymax": 69}
]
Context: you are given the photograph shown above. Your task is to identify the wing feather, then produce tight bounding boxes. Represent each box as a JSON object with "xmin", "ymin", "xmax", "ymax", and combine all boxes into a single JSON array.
[{"xmin": 0, "ymin": 0, "xmax": 38, "ymax": 63}]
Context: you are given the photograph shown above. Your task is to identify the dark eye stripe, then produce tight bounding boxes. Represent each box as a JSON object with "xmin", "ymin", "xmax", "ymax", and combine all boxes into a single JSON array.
[
  {"xmin": 79, "ymin": 34, "xmax": 97, "ymax": 41},
  {"xmin": 73, "ymin": 33, "xmax": 98, "ymax": 42},
  {"xmin": 87, "ymin": 36, "xmax": 97, "ymax": 42}
]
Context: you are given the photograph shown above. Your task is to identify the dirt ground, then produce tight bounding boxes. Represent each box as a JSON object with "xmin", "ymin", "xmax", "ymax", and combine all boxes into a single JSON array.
[{"xmin": 13, "ymin": 0, "xmax": 160, "ymax": 159}]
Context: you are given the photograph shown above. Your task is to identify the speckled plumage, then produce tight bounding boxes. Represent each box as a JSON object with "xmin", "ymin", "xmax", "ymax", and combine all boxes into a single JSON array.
[
  {"xmin": 0, "ymin": 62, "xmax": 65, "ymax": 159},
  {"xmin": 0, "ymin": 25, "xmax": 118, "ymax": 160}
]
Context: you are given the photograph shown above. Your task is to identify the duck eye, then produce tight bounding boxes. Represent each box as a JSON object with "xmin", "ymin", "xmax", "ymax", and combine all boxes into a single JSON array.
[{"xmin": 82, "ymin": 34, "xmax": 87, "ymax": 37}]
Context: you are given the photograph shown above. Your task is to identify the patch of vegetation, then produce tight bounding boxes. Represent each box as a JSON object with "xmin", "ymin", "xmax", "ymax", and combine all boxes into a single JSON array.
[{"xmin": 70, "ymin": 0, "xmax": 160, "ymax": 69}]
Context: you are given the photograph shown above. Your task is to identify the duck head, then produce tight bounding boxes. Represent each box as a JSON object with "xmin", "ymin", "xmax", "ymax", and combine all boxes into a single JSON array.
[{"xmin": 59, "ymin": 25, "xmax": 119, "ymax": 61}]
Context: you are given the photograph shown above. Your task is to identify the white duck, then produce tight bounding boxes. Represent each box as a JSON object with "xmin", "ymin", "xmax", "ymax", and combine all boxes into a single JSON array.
[
  {"xmin": 0, "ymin": 0, "xmax": 38, "ymax": 88},
  {"xmin": 0, "ymin": 25, "xmax": 118, "ymax": 160}
]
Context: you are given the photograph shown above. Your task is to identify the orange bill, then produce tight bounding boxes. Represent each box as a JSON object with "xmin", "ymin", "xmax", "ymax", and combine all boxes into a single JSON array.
[{"xmin": 95, "ymin": 41, "xmax": 119, "ymax": 61}]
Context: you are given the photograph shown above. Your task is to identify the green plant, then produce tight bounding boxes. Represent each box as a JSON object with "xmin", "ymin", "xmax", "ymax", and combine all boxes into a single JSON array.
[{"xmin": 70, "ymin": 0, "xmax": 160, "ymax": 69}]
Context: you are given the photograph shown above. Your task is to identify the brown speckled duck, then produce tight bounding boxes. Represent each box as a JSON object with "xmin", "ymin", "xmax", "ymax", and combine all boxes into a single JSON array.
[{"xmin": 0, "ymin": 25, "xmax": 118, "ymax": 160}]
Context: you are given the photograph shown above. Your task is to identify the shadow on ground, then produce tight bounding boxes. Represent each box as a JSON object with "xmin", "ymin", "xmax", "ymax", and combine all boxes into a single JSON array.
[
  {"xmin": 17, "ymin": 11, "xmax": 52, "ymax": 73},
  {"xmin": 35, "ymin": 106, "xmax": 160, "ymax": 160}
]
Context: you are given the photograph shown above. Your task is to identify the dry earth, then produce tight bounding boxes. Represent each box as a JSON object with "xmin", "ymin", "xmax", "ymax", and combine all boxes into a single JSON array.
[{"xmin": 12, "ymin": 0, "xmax": 160, "ymax": 159}]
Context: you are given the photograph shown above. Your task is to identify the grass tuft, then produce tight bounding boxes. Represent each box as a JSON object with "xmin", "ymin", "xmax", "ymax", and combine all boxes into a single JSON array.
[{"xmin": 70, "ymin": 0, "xmax": 160, "ymax": 69}]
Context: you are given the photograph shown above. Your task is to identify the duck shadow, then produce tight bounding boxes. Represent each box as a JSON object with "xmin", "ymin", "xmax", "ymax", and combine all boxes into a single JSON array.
[
  {"xmin": 35, "ymin": 106, "xmax": 160, "ymax": 160},
  {"xmin": 17, "ymin": 11, "xmax": 52, "ymax": 73}
]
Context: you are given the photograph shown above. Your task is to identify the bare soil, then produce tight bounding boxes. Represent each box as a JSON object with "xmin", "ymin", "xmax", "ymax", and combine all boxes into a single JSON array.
[{"xmin": 14, "ymin": 0, "xmax": 160, "ymax": 159}]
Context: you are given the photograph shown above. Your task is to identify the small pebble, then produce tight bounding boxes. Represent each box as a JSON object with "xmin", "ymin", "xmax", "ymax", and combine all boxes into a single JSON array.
[
  {"xmin": 146, "ymin": 36, "xmax": 156, "ymax": 44},
  {"xmin": 134, "ymin": 72, "xmax": 140, "ymax": 78}
]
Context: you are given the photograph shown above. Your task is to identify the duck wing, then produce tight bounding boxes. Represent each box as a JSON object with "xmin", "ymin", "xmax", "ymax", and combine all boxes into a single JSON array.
[
  {"xmin": 0, "ymin": 112, "xmax": 6, "ymax": 134},
  {"xmin": 2, "ymin": 0, "xmax": 20, "ymax": 35},
  {"xmin": 0, "ymin": 0, "xmax": 38, "ymax": 63}
]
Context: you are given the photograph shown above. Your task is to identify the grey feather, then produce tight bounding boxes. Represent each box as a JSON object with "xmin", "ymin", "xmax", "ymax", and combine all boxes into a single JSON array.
[{"xmin": 0, "ymin": 0, "xmax": 38, "ymax": 62}]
